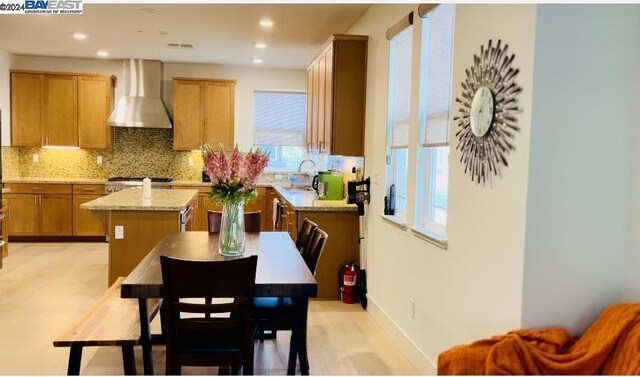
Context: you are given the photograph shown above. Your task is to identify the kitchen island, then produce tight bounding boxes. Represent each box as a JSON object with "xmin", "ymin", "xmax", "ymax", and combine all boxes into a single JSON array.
[{"xmin": 82, "ymin": 188, "xmax": 198, "ymax": 286}]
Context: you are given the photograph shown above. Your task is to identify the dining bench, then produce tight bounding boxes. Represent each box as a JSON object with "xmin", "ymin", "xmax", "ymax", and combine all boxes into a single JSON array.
[{"xmin": 53, "ymin": 277, "xmax": 162, "ymax": 375}]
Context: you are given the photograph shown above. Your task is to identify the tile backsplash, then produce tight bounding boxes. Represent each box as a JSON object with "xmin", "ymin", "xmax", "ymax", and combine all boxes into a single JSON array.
[
  {"xmin": 2, "ymin": 128, "xmax": 202, "ymax": 180},
  {"xmin": 2, "ymin": 128, "xmax": 365, "ymax": 182}
]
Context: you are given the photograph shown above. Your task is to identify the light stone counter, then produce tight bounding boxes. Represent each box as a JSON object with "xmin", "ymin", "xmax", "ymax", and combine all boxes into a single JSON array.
[
  {"xmin": 81, "ymin": 188, "xmax": 197, "ymax": 211},
  {"xmin": 3, "ymin": 177, "xmax": 107, "ymax": 184},
  {"xmin": 272, "ymin": 185, "xmax": 357, "ymax": 212}
]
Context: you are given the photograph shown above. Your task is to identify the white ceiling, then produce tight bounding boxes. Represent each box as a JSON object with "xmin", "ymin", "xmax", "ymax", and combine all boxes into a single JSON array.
[{"xmin": 0, "ymin": 4, "xmax": 371, "ymax": 69}]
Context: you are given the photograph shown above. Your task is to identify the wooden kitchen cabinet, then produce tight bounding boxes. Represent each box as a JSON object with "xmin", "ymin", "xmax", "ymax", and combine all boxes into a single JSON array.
[
  {"xmin": 10, "ymin": 72, "xmax": 44, "ymax": 147},
  {"xmin": 4, "ymin": 193, "xmax": 38, "ymax": 236},
  {"xmin": 173, "ymin": 78, "xmax": 236, "ymax": 151},
  {"xmin": 78, "ymin": 75, "xmax": 114, "ymax": 149},
  {"xmin": 44, "ymin": 74, "xmax": 78, "ymax": 147},
  {"xmin": 72, "ymin": 184, "xmax": 106, "ymax": 236},
  {"xmin": 4, "ymin": 184, "xmax": 73, "ymax": 237},
  {"xmin": 39, "ymin": 195, "xmax": 73, "ymax": 235},
  {"xmin": 172, "ymin": 185, "xmax": 267, "ymax": 231},
  {"xmin": 10, "ymin": 71, "xmax": 114, "ymax": 148},
  {"xmin": 305, "ymin": 34, "xmax": 368, "ymax": 156}
]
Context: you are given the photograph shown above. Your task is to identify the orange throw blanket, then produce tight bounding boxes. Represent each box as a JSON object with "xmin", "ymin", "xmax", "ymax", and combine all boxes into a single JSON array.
[{"xmin": 438, "ymin": 303, "xmax": 640, "ymax": 375}]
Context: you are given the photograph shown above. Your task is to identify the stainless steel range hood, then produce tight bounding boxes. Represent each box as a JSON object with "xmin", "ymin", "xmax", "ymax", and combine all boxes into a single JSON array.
[{"xmin": 107, "ymin": 59, "xmax": 172, "ymax": 129}]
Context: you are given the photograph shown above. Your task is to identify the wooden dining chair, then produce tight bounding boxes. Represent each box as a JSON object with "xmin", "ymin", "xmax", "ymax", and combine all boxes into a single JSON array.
[
  {"xmin": 253, "ymin": 229, "xmax": 328, "ymax": 349},
  {"xmin": 295, "ymin": 218, "xmax": 318, "ymax": 253},
  {"xmin": 207, "ymin": 210, "xmax": 262, "ymax": 233},
  {"xmin": 160, "ymin": 255, "xmax": 258, "ymax": 375}
]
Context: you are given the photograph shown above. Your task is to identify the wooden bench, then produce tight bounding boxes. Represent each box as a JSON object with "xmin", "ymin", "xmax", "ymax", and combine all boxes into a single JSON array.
[{"xmin": 53, "ymin": 277, "xmax": 162, "ymax": 375}]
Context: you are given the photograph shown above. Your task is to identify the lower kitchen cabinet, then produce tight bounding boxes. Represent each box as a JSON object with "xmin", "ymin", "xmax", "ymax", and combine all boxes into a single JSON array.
[
  {"xmin": 4, "ymin": 192, "xmax": 72, "ymax": 236},
  {"xmin": 39, "ymin": 195, "xmax": 73, "ymax": 235},
  {"xmin": 5, "ymin": 194, "xmax": 38, "ymax": 236},
  {"xmin": 4, "ymin": 183, "xmax": 105, "ymax": 238},
  {"xmin": 73, "ymin": 194, "xmax": 105, "ymax": 236},
  {"xmin": 173, "ymin": 185, "xmax": 268, "ymax": 231}
]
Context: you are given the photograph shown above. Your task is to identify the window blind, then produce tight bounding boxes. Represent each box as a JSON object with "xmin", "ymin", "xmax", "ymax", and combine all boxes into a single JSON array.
[
  {"xmin": 254, "ymin": 90, "xmax": 306, "ymax": 146},
  {"xmin": 388, "ymin": 24, "xmax": 413, "ymax": 149},
  {"xmin": 422, "ymin": 4, "xmax": 455, "ymax": 147}
]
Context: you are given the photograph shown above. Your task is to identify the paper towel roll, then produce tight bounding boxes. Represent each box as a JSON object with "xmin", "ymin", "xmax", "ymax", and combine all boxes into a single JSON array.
[{"xmin": 142, "ymin": 178, "xmax": 152, "ymax": 200}]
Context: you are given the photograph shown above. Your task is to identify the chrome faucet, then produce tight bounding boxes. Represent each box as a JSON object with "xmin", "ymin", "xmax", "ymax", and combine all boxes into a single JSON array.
[{"xmin": 297, "ymin": 159, "xmax": 317, "ymax": 175}]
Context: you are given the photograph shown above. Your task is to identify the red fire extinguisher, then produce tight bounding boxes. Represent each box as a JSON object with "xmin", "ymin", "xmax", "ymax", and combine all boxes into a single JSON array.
[{"xmin": 341, "ymin": 264, "xmax": 358, "ymax": 304}]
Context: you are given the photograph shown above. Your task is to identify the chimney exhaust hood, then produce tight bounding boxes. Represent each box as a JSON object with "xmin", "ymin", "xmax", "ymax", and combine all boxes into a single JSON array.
[{"xmin": 107, "ymin": 59, "xmax": 172, "ymax": 129}]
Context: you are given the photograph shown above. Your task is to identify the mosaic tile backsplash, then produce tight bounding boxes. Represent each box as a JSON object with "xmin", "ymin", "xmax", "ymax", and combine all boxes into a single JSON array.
[
  {"xmin": 2, "ymin": 128, "xmax": 203, "ymax": 181},
  {"xmin": 2, "ymin": 128, "xmax": 363, "ymax": 183}
]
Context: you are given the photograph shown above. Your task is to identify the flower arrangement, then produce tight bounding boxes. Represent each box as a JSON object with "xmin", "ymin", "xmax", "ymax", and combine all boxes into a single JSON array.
[{"xmin": 201, "ymin": 144, "xmax": 270, "ymax": 205}]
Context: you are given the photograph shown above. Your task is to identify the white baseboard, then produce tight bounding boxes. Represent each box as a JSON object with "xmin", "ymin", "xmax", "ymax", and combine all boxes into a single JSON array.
[{"xmin": 367, "ymin": 295, "xmax": 437, "ymax": 375}]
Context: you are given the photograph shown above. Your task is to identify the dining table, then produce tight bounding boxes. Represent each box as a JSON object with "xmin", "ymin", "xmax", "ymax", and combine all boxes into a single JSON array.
[{"xmin": 121, "ymin": 231, "xmax": 318, "ymax": 375}]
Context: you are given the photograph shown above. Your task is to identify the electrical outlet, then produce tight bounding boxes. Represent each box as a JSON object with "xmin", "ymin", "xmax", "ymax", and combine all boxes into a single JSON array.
[
  {"xmin": 114, "ymin": 226, "xmax": 124, "ymax": 239},
  {"xmin": 97, "ymin": 156, "xmax": 103, "ymax": 165},
  {"xmin": 188, "ymin": 158, "xmax": 194, "ymax": 167},
  {"xmin": 409, "ymin": 299, "xmax": 415, "ymax": 319},
  {"xmin": 32, "ymin": 154, "xmax": 39, "ymax": 163},
  {"xmin": 373, "ymin": 172, "xmax": 379, "ymax": 185}
]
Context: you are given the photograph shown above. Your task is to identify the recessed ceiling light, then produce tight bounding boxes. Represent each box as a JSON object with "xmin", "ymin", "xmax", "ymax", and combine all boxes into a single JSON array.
[
  {"xmin": 141, "ymin": 8, "xmax": 155, "ymax": 14},
  {"xmin": 254, "ymin": 42, "xmax": 267, "ymax": 49},
  {"xmin": 259, "ymin": 19, "xmax": 274, "ymax": 28},
  {"xmin": 96, "ymin": 50, "xmax": 109, "ymax": 57},
  {"xmin": 73, "ymin": 33, "xmax": 86, "ymax": 40},
  {"xmin": 251, "ymin": 58, "xmax": 263, "ymax": 64}
]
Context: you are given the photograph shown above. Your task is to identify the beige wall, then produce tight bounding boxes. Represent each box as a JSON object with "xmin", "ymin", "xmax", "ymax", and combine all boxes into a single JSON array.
[
  {"xmin": 348, "ymin": 4, "xmax": 537, "ymax": 372},
  {"xmin": 1, "ymin": 55, "xmax": 306, "ymax": 148},
  {"xmin": 0, "ymin": 49, "xmax": 14, "ymax": 146}
]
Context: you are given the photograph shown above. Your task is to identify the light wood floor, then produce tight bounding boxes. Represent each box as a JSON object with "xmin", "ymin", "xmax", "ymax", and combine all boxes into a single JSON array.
[{"xmin": 0, "ymin": 242, "xmax": 417, "ymax": 375}]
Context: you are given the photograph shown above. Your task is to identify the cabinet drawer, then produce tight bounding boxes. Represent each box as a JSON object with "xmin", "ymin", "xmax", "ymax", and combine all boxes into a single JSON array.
[
  {"xmin": 4, "ymin": 183, "xmax": 72, "ymax": 194},
  {"xmin": 73, "ymin": 184, "xmax": 105, "ymax": 194}
]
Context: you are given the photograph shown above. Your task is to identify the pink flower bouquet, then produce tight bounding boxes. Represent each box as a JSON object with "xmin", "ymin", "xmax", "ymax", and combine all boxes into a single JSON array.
[{"xmin": 201, "ymin": 144, "xmax": 270, "ymax": 205}]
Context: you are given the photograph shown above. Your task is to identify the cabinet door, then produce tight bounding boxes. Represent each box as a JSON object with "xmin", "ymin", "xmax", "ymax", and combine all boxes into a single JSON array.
[
  {"xmin": 317, "ymin": 54, "xmax": 327, "ymax": 153},
  {"xmin": 311, "ymin": 63, "xmax": 320, "ymax": 152},
  {"xmin": 11, "ymin": 73, "xmax": 44, "ymax": 147},
  {"xmin": 44, "ymin": 75, "xmax": 78, "ymax": 147},
  {"xmin": 73, "ymin": 194, "xmax": 105, "ymax": 236},
  {"xmin": 305, "ymin": 68, "xmax": 315, "ymax": 153},
  {"xmin": 322, "ymin": 46, "xmax": 334, "ymax": 154},
  {"xmin": 203, "ymin": 81, "xmax": 235, "ymax": 150},
  {"xmin": 245, "ymin": 195, "xmax": 267, "ymax": 231},
  {"xmin": 173, "ymin": 80, "xmax": 203, "ymax": 151},
  {"xmin": 78, "ymin": 76, "xmax": 112, "ymax": 149},
  {"xmin": 39, "ymin": 195, "xmax": 73, "ymax": 235},
  {"xmin": 5, "ymin": 194, "xmax": 38, "ymax": 236}
]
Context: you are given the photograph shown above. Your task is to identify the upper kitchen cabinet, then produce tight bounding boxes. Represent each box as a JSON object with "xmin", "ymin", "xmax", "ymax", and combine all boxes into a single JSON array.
[
  {"xmin": 11, "ymin": 72, "xmax": 44, "ymax": 147},
  {"xmin": 173, "ymin": 78, "xmax": 236, "ymax": 151},
  {"xmin": 78, "ymin": 75, "xmax": 114, "ymax": 149},
  {"xmin": 306, "ymin": 34, "xmax": 368, "ymax": 156},
  {"xmin": 10, "ymin": 71, "xmax": 115, "ymax": 148},
  {"xmin": 44, "ymin": 74, "xmax": 78, "ymax": 147}
]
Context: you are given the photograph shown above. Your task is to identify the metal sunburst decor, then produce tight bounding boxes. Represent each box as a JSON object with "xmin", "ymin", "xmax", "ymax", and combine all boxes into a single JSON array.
[{"xmin": 454, "ymin": 39, "xmax": 522, "ymax": 185}]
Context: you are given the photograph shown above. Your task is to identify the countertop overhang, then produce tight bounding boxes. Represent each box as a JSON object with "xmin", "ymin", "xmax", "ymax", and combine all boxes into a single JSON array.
[{"xmin": 81, "ymin": 188, "xmax": 197, "ymax": 211}]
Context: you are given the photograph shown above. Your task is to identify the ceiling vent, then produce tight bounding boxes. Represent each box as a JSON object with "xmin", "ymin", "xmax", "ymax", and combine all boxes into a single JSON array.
[{"xmin": 167, "ymin": 43, "xmax": 194, "ymax": 50}]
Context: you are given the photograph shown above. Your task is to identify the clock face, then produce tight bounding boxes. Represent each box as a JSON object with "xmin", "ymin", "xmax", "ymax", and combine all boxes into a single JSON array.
[{"xmin": 470, "ymin": 87, "xmax": 494, "ymax": 137}]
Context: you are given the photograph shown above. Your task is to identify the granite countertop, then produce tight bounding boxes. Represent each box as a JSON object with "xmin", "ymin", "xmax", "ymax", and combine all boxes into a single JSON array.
[
  {"xmin": 3, "ymin": 177, "xmax": 107, "ymax": 184},
  {"xmin": 171, "ymin": 180, "xmax": 276, "ymax": 188},
  {"xmin": 81, "ymin": 188, "xmax": 197, "ymax": 211},
  {"xmin": 271, "ymin": 185, "xmax": 357, "ymax": 212}
]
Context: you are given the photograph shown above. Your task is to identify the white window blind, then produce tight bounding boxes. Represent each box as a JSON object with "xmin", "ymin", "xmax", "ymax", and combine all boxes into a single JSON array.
[
  {"xmin": 422, "ymin": 4, "xmax": 455, "ymax": 147},
  {"xmin": 254, "ymin": 90, "xmax": 306, "ymax": 146},
  {"xmin": 388, "ymin": 25, "xmax": 413, "ymax": 149}
]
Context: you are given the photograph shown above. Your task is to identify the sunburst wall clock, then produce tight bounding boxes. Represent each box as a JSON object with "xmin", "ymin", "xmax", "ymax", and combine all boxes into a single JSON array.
[{"xmin": 454, "ymin": 39, "xmax": 522, "ymax": 185}]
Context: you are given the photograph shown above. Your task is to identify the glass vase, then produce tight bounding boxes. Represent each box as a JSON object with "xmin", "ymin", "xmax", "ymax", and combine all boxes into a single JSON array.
[{"xmin": 219, "ymin": 202, "xmax": 245, "ymax": 256}]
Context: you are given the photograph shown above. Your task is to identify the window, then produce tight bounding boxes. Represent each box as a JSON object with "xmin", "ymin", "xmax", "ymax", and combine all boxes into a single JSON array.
[
  {"xmin": 386, "ymin": 20, "xmax": 413, "ymax": 220},
  {"xmin": 253, "ymin": 90, "xmax": 307, "ymax": 171},
  {"xmin": 415, "ymin": 4, "xmax": 455, "ymax": 238}
]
